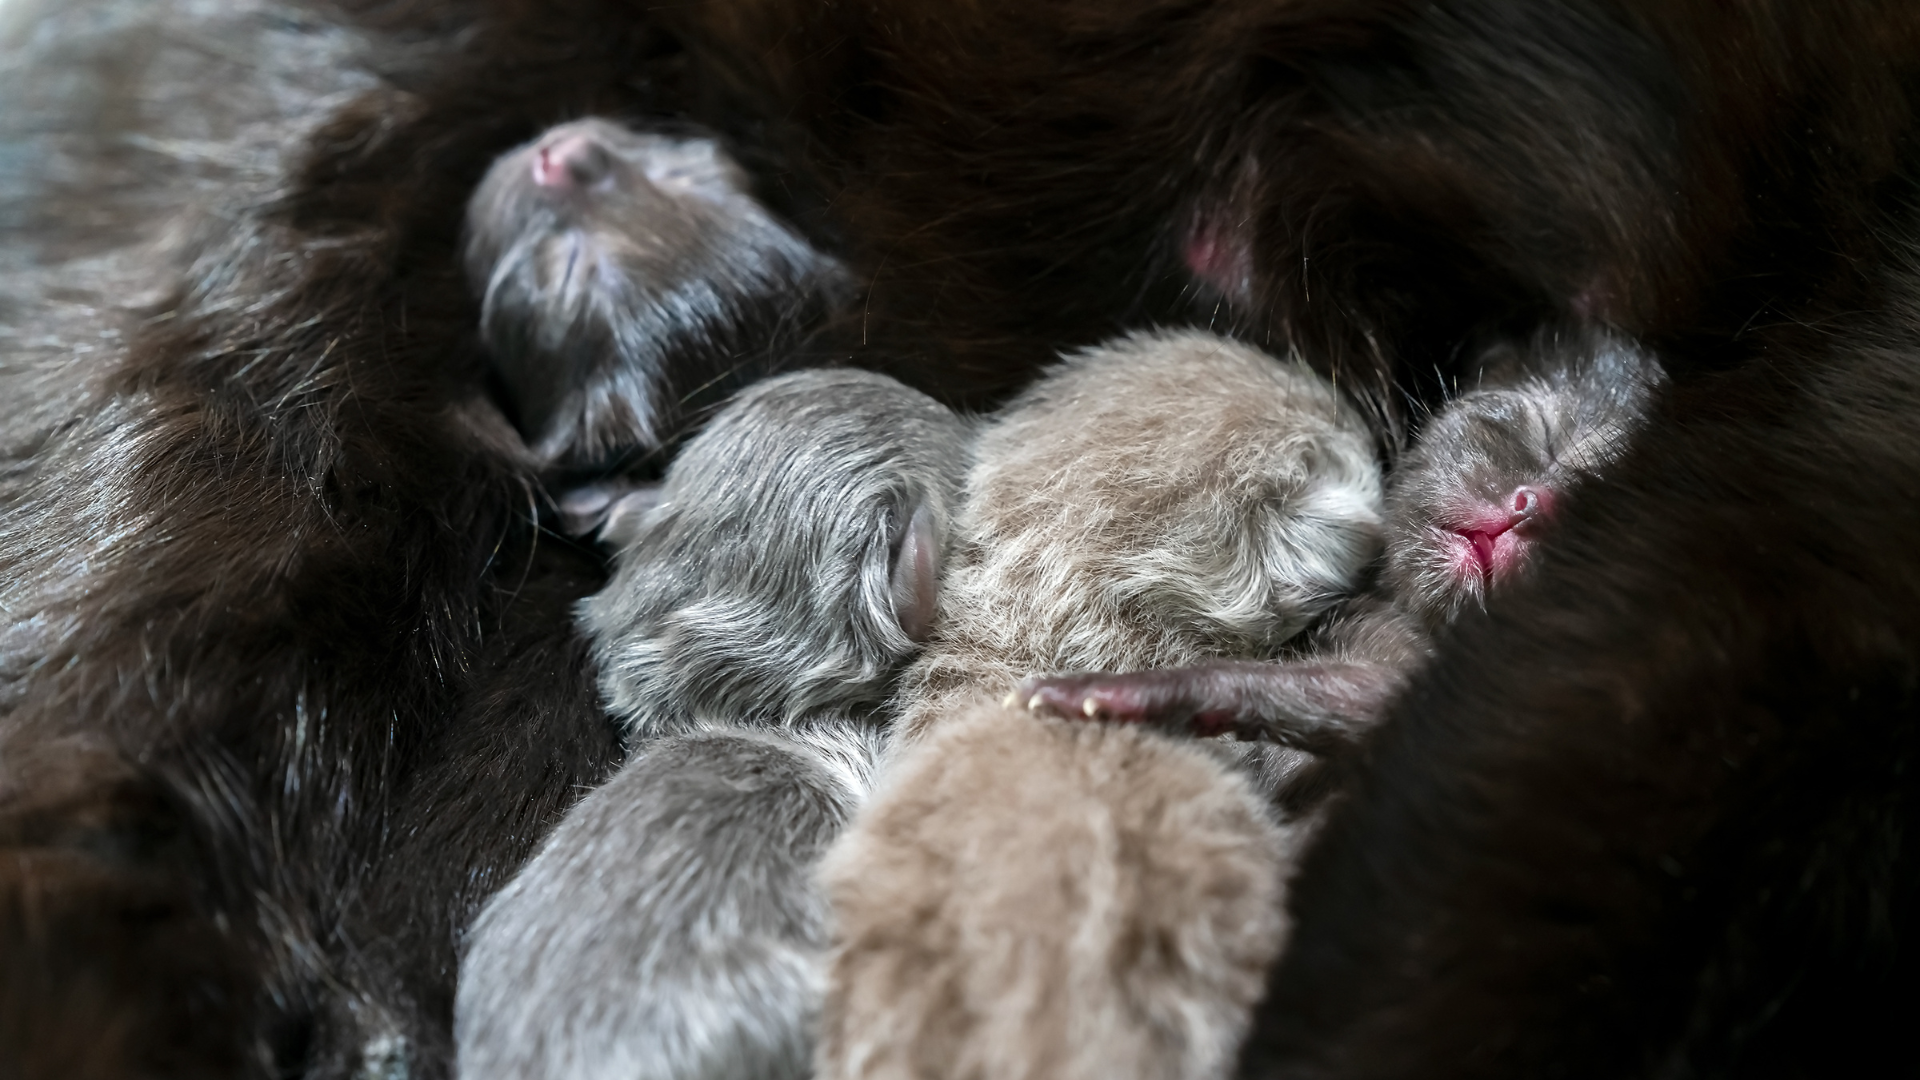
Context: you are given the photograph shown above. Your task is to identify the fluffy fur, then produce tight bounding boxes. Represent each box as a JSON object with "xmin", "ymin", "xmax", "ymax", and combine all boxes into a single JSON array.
[
  {"xmin": 456, "ymin": 723, "xmax": 884, "ymax": 1080},
  {"xmin": 822, "ymin": 699, "xmax": 1292, "ymax": 1080},
  {"xmin": 818, "ymin": 329, "xmax": 1382, "ymax": 1080},
  {"xmin": 889, "ymin": 329, "xmax": 1383, "ymax": 742},
  {"xmin": 457, "ymin": 368, "xmax": 970, "ymax": 1080},
  {"xmin": 584, "ymin": 368, "xmax": 972, "ymax": 739}
]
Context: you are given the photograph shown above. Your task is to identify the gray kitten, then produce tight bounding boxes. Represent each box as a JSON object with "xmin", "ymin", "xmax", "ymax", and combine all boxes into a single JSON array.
[
  {"xmin": 455, "ymin": 368, "xmax": 972, "ymax": 1080},
  {"xmin": 459, "ymin": 327, "xmax": 1387, "ymax": 1080},
  {"xmin": 1015, "ymin": 332, "xmax": 1663, "ymax": 754},
  {"xmin": 463, "ymin": 118, "xmax": 849, "ymax": 469}
]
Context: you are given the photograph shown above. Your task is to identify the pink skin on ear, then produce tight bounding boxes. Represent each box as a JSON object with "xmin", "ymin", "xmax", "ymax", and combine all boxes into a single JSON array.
[
  {"xmin": 1448, "ymin": 485, "xmax": 1553, "ymax": 585},
  {"xmin": 532, "ymin": 131, "xmax": 614, "ymax": 191}
]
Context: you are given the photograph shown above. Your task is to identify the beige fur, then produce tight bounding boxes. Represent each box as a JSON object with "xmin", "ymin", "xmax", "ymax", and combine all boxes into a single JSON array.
[
  {"xmin": 820, "ymin": 699, "xmax": 1294, "ymax": 1080},
  {"xmin": 817, "ymin": 330, "xmax": 1383, "ymax": 1079},
  {"xmin": 895, "ymin": 329, "xmax": 1383, "ymax": 741}
]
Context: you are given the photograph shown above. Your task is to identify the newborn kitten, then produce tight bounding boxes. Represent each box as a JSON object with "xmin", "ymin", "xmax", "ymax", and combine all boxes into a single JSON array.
[
  {"xmin": 463, "ymin": 118, "xmax": 849, "ymax": 470},
  {"xmin": 817, "ymin": 328, "xmax": 1384, "ymax": 1080},
  {"xmin": 456, "ymin": 368, "xmax": 970, "ymax": 1080},
  {"xmin": 1015, "ymin": 332, "xmax": 1662, "ymax": 758}
]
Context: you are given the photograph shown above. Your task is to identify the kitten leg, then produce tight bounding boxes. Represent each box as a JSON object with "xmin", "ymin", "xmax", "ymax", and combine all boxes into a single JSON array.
[{"xmin": 1011, "ymin": 660, "xmax": 1399, "ymax": 753}]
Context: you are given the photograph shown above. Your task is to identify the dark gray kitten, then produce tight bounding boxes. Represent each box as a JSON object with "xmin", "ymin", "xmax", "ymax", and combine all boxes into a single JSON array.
[
  {"xmin": 454, "ymin": 368, "xmax": 971, "ymax": 1080},
  {"xmin": 463, "ymin": 118, "xmax": 849, "ymax": 468},
  {"xmin": 1016, "ymin": 333, "xmax": 1662, "ymax": 759}
]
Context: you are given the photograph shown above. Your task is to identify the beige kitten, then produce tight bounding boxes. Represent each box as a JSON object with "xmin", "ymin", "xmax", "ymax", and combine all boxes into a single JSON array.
[{"xmin": 816, "ymin": 329, "xmax": 1384, "ymax": 1080}]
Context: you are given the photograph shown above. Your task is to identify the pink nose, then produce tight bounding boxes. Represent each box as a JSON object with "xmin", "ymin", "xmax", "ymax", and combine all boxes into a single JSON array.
[
  {"xmin": 1508, "ymin": 485, "xmax": 1549, "ymax": 526},
  {"xmin": 532, "ymin": 133, "xmax": 613, "ymax": 189}
]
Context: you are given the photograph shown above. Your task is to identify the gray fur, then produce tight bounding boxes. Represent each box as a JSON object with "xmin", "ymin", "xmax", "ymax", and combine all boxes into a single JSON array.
[
  {"xmin": 463, "ymin": 118, "xmax": 849, "ymax": 466},
  {"xmin": 455, "ymin": 722, "xmax": 885, "ymax": 1080},
  {"xmin": 460, "ymin": 329, "xmax": 1384, "ymax": 1080},
  {"xmin": 457, "ymin": 368, "xmax": 973, "ymax": 1080},
  {"xmin": 583, "ymin": 368, "xmax": 975, "ymax": 740},
  {"xmin": 456, "ymin": 326, "xmax": 1651, "ymax": 1080},
  {"xmin": 1384, "ymin": 332, "xmax": 1662, "ymax": 625},
  {"xmin": 1252, "ymin": 332, "xmax": 1668, "ymax": 744}
]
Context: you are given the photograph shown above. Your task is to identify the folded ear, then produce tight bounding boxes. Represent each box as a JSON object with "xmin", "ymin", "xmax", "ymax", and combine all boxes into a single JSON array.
[
  {"xmin": 888, "ymin": 501, "xmax": 942, "ymax": 644},
  {"xmin": 553, "ymin": 480, "xmax": 664, "ymax": 546},
  {"xmin": 597, "ymin": 485, "xmax": 666, "ymax": 549}
]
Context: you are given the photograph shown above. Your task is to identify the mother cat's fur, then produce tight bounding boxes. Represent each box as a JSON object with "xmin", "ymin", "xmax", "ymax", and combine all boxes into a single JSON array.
[{"xmin": 664, "ymin": 3, "xmax": 1920, "ymax": 1074}]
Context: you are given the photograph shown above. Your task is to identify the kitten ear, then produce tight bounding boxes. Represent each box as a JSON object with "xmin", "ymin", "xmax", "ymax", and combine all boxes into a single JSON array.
[
  {"xmin": 888, "ymin": 501, "xmax": 942, "ymax": 644},
  {"xmin": 554, "ymin": 480, "xmax": 663, "ymax": 546},
  {"xmin": 597, "ymin": 485, "xmax": 665, "ymax": 548}
]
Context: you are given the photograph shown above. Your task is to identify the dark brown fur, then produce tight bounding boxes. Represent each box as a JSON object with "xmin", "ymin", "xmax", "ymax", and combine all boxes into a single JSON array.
[
  {"xmin": 1238, "ymin": 283, "xmax": 1920, "ymax": 1078},
  {"xmin": 660, "ymin": 2, "xmax": 1920, "ymax": 1075},
  {"xmin": 666, "ymin": 0, "xmax": 1920, "ymax": 429},
  {"xmin": 0, "ymin": 2, "xmax": 686, "ymax": 1076}
]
